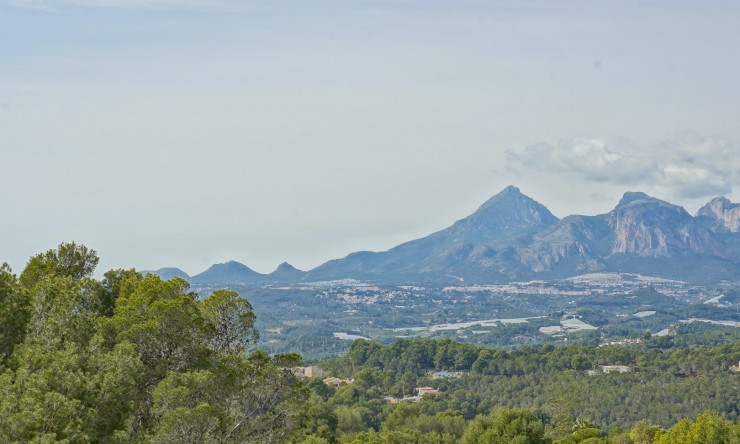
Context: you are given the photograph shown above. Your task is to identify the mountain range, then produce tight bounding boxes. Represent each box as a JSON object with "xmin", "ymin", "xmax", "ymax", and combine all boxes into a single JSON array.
[{"xmin": 145, "ymin": 186, "xmax": 740, "ymax": 285}]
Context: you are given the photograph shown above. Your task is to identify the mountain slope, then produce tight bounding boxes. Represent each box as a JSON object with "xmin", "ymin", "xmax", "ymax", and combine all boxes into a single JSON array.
[
  {"xmin": 517, "ymin": 192, "xmax": 739, "ymax": 281},
  {"xmin": 268, "ymin": 262, "xmax": 307, "ymax": 282},
  {"xmin": 697, "ymin": 197, "xmax": 740, "ymax": 233},
  {"xmin": 190, "ymin": 261, "xmax": 264, "ymax": 285},
  {"xmin": 518, "ymin": 214, "xmax": 612, "ymax": 275},
  {"xmin": 143, "ymin": 267, "xmax": 191, "ymax": 281},
  {"xmin": 306, "ymin": 187, "xmax": 739, "ymax": 283},
  {"xmin": 150, "ymin": 188, "xmax": 740, "ymax": 285},
  {"xmin": 306, "ymin": 186, "xmax": 559, "ymax": 283}
]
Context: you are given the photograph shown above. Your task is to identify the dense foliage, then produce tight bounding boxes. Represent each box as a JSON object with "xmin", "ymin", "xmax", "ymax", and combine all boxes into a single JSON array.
[
  {"xmin": 295, "ymin": 338, "xmax": 740, "ymax": 443},
  {"xmin": 0, "ymin": 243, "xmax": 304, "ymax": 443}
]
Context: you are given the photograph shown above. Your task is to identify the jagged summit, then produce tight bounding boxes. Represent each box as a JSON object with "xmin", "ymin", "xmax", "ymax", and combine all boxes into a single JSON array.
[
  {"xmin": 614, "ymin": 191, "xmax": 689, "ymax": 213},
  {"xmin": 476, "ymin": 185, "xmax": 545, "ymax": 213},
  {"xmin": 697, "ymin": 196, "xmax": 740, "ymax": 232},
  {"xmin": 307, "ymin": 187, "xmax": 738, "ymax": 284},
  {"xmin": 612, "ymin": 191, "xmax": 691, "ymax": 222},
  {"xmin": 481, "ymin": 184, "xmax": 521, "ymax": 202},
  {"xmin": 453, "ymin": 186, "xmax": 559, "ymax": 241},
  {"xmin": 616, "ymin": 191, "xmax": 651, "ymax": 207},
  {"xmin": 610, "ymin": 191, "xmax": 695, "ymax": 257}
]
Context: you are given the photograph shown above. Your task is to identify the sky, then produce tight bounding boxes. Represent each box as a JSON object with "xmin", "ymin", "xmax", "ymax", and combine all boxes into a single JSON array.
[{"xmin": 1, "ymin": 0, "xmax": 739, "ymax": 275}]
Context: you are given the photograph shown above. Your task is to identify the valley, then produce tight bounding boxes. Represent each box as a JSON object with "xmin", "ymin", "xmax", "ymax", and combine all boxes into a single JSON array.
[
  {"xmin": 145, "ymin": 186, "xmax": 740, "ymax": 361},
  {"xmin": 188, "ymin": 272, "xmax": 740, "ymax": 362}
]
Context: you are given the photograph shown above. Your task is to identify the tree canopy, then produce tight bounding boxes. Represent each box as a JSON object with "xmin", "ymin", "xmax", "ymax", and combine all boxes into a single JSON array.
[{"xmin": 0, "ymin": 242, "xmax": 305, "ymax": 443}]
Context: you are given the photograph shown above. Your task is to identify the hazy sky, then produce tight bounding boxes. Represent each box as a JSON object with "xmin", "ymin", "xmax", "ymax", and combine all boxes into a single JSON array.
[{"xmin": 1, "ymin": 0, "xmax": 739, "ymax": 275}]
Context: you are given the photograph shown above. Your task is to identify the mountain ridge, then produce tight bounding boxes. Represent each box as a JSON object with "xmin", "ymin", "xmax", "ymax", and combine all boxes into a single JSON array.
[{"xmin": 148, "ymin": 186, "xmax": 740, "ymax": 285}]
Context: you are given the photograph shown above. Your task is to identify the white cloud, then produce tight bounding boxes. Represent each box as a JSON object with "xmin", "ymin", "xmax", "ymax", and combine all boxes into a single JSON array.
[{"xmin": 506, "ymin": 132, "xmax": 739, "ymax": 200}]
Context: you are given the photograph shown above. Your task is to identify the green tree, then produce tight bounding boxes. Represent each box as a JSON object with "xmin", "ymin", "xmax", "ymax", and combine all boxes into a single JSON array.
[
  {"xmin": 152, "ymin": 370, "xmax": 221, "ymax": 443},
  {"xmin": 202, "ymin": 289, "xmax": 258, "ymax": 353},
  {"xmin": 629, "ymin": 419, "xmax": 662, "ymax": 444},
  {"xmin": 0, "ymin": 263, "xmax": 30, "ymax": 361},
  {"xmin": 336, "ymin": 405, "xmax": 371, "ymax": 435},
  {"xmin": 0, "ymin": 243, "xmax": 306, "ymax": 443},
  {"xmin": 460, "ymin": 407, "xmax": 549, "ymax": 444},
  {"xmin": 653, "ymin": 411, "xmax": 738, "ymax": 444},
  {"xmin": 101, "ymin": 268, "xmax": 143, "ymax": 316},
  {"xmin": 19, "ymin": 242, "xmax": 99, "ymax": 289}
]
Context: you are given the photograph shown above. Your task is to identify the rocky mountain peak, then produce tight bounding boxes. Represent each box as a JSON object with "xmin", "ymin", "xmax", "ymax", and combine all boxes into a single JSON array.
[
  {"xmin": 177, "ymin": 188, "xmax": 739, "ymax": 286},
  {"xmin": 612, "ymin": 191, "xmax": 690, "ymax": 217},
  {"xmin": 466, "ymin": 185, "xmax": 558, "ymax": 231},
  {"xmin": 610, "ymin": 192, "xmax": 698, "ymax": 257},
  {"xmin": 697, "ymin": 196, "xmax": 740, "ymax": 232},
  {"xmin": 476, "ymin": 185, "xmax": 523, "ymax": 209},
  {"xmin": 616, "ymin": 191, "xmax": 651, "ymax": 207}
]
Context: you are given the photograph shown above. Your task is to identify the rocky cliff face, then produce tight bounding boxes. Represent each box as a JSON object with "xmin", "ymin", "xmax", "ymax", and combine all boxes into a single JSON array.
[
  {"xmin": 697, "ymin": 197, "xmax": 740, "ymax": 232},
  {"xmin": 520, "ymin": 192, "xmax": 738, "ymax": 272},
  {"xmin": 608, "ymin": 192, "xmax": 701, "ymax": 257},
  {"xmin": 518, "ymin": 215, "xmax": 611, "ymax": 272}
]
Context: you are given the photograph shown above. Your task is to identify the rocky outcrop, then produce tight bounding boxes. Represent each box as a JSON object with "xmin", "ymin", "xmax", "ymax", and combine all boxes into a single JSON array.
[
  {"xmin": 519, "ymin": 215, "xmax": 610, "ymax": 272},
  {"xmin": 697, "ymin": 197, "xmax": 740, "ymax": 232},
  {"xmin": 609, "ymin": 192, "xmax": 698, "ymax": 257}
]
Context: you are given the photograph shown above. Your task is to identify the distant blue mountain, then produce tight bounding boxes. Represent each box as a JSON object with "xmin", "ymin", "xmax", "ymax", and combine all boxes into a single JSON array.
[
  {"xmin": 190, "ymin": 261, "xmax": 263, "ymax": 285},
  {"xmin": 143, "ymin": 267, "xmax": 190, "ymax": 281},
  {"xmin": 151, "ymin": 186, "xmax": 740, "ymax": 285},
  {"xmin": 268, "ymin": 262, "xmax": 307, "ymax": 282},
  {"xmin": 305, "ymin": 185, "xmax": 561, "ymax": 283},
  {"xmin": 304, "ymin": 186, "xmax": 740, "ymax": 284}
]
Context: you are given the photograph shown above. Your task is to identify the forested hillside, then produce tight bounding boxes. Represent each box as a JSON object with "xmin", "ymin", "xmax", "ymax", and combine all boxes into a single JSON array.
[
  {"xmin": 300, "ymin": 338, "xmax": 740, "ymax": 442},
  {"xmin": 3, "ymin": 243, "xmax": 740, "ymax": 443}
]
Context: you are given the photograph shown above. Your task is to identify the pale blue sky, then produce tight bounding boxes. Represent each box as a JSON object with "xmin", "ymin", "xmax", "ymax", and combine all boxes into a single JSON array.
[{"xmin": 1, "ymin": 0, "xmax": 739, "ymax": 274}]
